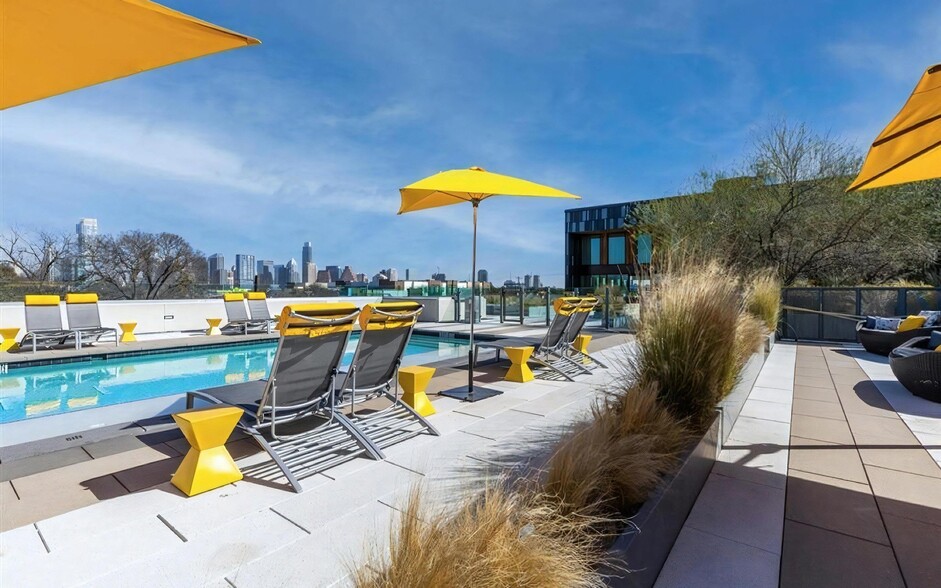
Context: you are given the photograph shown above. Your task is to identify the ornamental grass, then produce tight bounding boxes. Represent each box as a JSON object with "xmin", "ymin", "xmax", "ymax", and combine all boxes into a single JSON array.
[{"xmin": 744, "ymin": 270, "xmax": 782, "ymax": 332}]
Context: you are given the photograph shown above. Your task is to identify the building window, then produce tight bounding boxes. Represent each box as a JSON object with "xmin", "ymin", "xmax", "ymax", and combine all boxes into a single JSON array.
[
  {"xmin": 608, "ymin": 235, "xmax": 626, "ymax": 264},
  {"xmin": 637, "ymin": 233, "xmax": 653, "ymax": 264},
  {"xmin": 581, "ymin": 236, "xmax": 601, "ymax": 265}
]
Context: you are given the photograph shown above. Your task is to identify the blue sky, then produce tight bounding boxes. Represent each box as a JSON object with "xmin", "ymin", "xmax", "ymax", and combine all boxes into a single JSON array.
[{"xmin": 1, "ymin": 0, "xmax": 938, "ymax": 286}]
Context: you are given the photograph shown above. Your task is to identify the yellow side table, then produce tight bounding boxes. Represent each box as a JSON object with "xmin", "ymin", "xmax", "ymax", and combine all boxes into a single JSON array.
[
  {"xmin": 504, "ymin": 346, "xmax": 535, "ymax": 382},
  {"xmin": 0, "ymin": 328, "xmax": 20, "ymax": 352},
  {"xmin": 398, "ymin": 366, "xmax": 436, "ymax": 417},
  {"xmin": 171, "ymin": 406, "xmax": 243, "ymax": 496},
  {"xmin": 574, "ymin": 334, "xmax": 592, "ymax": 364},
  {"xmin": 118, "ymin": 322, "xmax": 137, "ymax": 343},
  {"xmin": 206, "ymin": 318, "xmax": 223, "ymax": 336}
]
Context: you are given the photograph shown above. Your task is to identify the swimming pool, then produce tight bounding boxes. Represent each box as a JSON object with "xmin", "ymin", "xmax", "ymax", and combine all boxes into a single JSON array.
[{"xmin": 0, "ymin": 334, "xmax": 467, "ymax": 423}]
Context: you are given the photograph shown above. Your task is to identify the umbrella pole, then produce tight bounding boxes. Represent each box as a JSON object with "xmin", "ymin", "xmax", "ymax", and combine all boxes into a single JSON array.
[{"xmin": 439, "ymin": 200, "xmax": 502, "ymax": 403}]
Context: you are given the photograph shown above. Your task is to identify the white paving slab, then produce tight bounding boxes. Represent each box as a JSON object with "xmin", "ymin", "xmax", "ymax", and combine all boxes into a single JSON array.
[
  {"xmin": 656, "ymin": 342, "xmax": 795, "ymax": 586},
  {"xmin": 0, "ymin": 523, "xmax": 46, "ymax": 559}
]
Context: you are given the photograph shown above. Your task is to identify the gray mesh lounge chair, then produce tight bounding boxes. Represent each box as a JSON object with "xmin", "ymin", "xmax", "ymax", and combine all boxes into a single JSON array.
[
  {"xmin": 65, "ymin": 293, "xmax": 118, "ymax": 348},
  {"xmin": 474, "ymin": 297, "xmax": 590, "ymax": 381},
  {"xmin": 559, "ymin": 296, "xmax": 608, "ymax": 369},
  {"xmin": 187, "ymin": 303, "xmax": 383, "ymax": 492},
  {"xmin": 245, "ymin": 292, "xmax": 275, "ymax": 333},
  {"xmin": 221, "ymin": 293, "xmax": 270, "ymax": 335},
  {"xmin": 338, "ymin": 302, "xmax": 439, "ymax": 450},
  {"xmin": 19, "ymin": 295, "xmax": 78, "ymax": 353}
]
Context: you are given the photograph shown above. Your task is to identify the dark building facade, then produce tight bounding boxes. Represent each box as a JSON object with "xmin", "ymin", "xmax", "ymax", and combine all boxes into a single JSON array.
[{"xmin": 564, "ymin": 201, "xmax": 654, "ymax": 291}]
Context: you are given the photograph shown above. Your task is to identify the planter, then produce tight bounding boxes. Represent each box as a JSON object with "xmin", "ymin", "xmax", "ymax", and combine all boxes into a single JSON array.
[{"xmin": 603, "ymin": 342, "xmax": 769, "ymax": 587}]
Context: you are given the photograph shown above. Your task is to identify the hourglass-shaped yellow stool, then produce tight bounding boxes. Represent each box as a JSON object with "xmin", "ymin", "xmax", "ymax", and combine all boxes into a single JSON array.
[{"xmin": 171, "ymin": 406, "xmax": 243, "ymax": 496}]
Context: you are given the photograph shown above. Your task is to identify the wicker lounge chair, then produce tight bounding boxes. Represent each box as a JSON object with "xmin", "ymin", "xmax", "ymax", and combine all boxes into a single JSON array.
[
  {"xmin": 187, "ymin": 303, "xmax": 383, "ymax": 491},
  {"xmin": 65, "ymin": 293, "xmax": 118, "ymax": 348},
  {"xmin": 889, "ymin": 332, "xmax": 941, "ymax": 403},
  {"xmin": 338, "ymin": 301, "xmax": 439, "ymax": 450},
  {"xmin": 856, "ymin": 319, "xmax": 936, "ymax": 356}
]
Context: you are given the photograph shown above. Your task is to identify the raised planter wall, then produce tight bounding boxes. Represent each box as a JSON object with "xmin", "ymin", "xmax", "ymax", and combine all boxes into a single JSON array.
[{"xmin": 604, "ymin": 334, "xmax": 772, "ymax": 587}]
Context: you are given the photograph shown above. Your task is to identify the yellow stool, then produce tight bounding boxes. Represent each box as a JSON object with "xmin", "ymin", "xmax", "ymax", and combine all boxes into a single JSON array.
[
  {"xmin": 206, "ymin": 318, "xmax": 223, "ymax": 336},
  {"xmin": 171, "ymin": 406, "xmax": 243, "ymax": 496},
  {"xmin": 0, "ymin": 328, "xmax": 20, "ymax": 352},
  {"xmin": 504, "ymin": 346, "xmax": 535, "ymax": 382},
  {"xmin": 398, "ymin": 366, "xmax": 436, "ymax": 417},
  {"xmin": 118, "ymin": 322, "xmax": 137, "ymax": 343},
  {"xmin": 574, "ymin": 334, "xmax": 592, "ymax": 363}
]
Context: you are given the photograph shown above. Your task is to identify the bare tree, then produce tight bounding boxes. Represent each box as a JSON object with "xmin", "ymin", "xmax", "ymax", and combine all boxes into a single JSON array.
[
  {"xmin": 85, "ymin": 231, "xmax": 206, "ymax": 299},
  {"xmin": 0, "ymin": 227, "xmax": 74, "ymax": 283}
]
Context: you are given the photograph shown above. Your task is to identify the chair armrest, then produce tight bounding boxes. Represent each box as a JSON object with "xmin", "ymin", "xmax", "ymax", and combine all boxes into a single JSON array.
[{"xmin": 896, "ymin": 336, "xmax": 931, "ymax": 350}]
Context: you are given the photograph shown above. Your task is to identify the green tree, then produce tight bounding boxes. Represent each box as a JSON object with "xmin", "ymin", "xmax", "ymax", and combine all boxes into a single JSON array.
[{"xmin": 639, "ymin": 120, "xmax": 940, "ymax": 286}]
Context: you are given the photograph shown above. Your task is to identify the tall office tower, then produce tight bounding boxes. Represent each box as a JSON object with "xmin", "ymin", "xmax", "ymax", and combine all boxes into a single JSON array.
[
  {"xmin": 305, "ymin": 262, "xmax": 317, "ymax": 285},
  {"xmin": 316, "ymin": 269, "xmax": 331, "ymax": 283},
  {"xmin": 302, "ymin": 241, "xmax": 313, "ymax": 283},
  {"xmin": 524, "ymin": 274, "xmax": 532, "ymax": 289},
  {"xmin": 532, "ymin": 275, "xmax": 541, "ymax": 289},
  {"xmin": 208, "ymin": 253, "xmax": 225, "ymax": 285},
  {"xmin": 326, "ymin": 265, "xmax": 340, "ymax": 282},
  {"xmin": 74, "ymin": 218, "xmax": 98, "ymax": 279},
  {"xmin": 235, "ymin": 254, "xmax": 256, "ymax": 288},
  {"xmin": 385, "ymin": 268, "xmax": 398, "ymax": 282},
  {"xmin": 339, "ymin": 266, "xmax": 355, "ymax": 282},
  {"xmin": 286, "ymin": 258, "xmax": 300, "ymax": 285},
  {"xmin": 477, "ymin": 269, "xmax": 488, "ymax": 283},
  {"xmin": 274, "ymin": 264, "xmax": 287, "ymax": 287},
  {"xmin": 256, "ymin": 260, "xmax": 275, "ymax": 286},
  {"xmin": 405, "ymin": 268, "xmax": 410, "ymax": 280},
  {"xmin": 225, "ymin": 270, "xmax": 235, "ymax": 287}
]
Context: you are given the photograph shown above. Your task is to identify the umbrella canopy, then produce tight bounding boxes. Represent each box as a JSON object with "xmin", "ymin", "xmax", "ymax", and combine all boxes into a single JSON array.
[
  {"xmin": 398, "ymin": 166, "xmax": 580, "ymax": 213},
  {"xmin": 398, "ymin": 166, "xmax": 579, "ymax": 402},
  {"xmin": 847, "ymin": 64, "xmax": 941, "ymax": 192},
  {"xmin": 1, "ymin": 0, "xmax": 260, "ymax": 110}
]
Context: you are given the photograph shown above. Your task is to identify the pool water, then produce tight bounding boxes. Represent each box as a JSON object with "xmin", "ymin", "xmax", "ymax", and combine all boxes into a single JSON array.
[{"xmin": 0, "ymin": 334, "xmax": 466, "ymax": 423}]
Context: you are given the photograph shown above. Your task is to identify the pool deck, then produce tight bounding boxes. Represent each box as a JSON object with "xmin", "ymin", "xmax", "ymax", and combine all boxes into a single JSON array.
[
  {"xmin": 1, "ymin": 331, "xmax": 630, "ymax": 587},
  {"xmin": 2, "ymin": 334, "xmax": 939, "ymax": 587}
]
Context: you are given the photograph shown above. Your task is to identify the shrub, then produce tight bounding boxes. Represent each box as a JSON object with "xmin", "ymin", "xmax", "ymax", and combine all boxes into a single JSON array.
[
  {"xmin": 632, "ymin": 261, "xmax": 743, "ymax": 431},
  {"xmin": 744, "ymin": 271, "xmax": 781, "ymax": 332},
  {"xmin": 544, "ymin": 383, "xmax": 688, "ymax": 522},
  {"xmin": 352, "ymin": 484, "xmax": 606, "ymax": 588}
]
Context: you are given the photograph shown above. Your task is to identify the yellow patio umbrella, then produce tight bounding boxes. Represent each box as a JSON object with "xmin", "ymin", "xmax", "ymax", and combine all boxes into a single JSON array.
[
  {"xmin": 1, "ymin": 0, "xmax": 260, "ymax": 110},
  {"xmin": 398, "ymin": 166, "xmax": 580, "ymax": 401},
  {"xmin": 847, "ymin": 64, "xmax": 941, "ymax": 192}
]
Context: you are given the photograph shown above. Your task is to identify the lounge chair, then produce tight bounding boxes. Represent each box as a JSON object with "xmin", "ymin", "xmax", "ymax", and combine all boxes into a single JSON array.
[
  {"xmin": 19, "ymin": 295, "xmax": 78, "ymax": 353},
  {"xmin": 246, "ymin": 292, "xmax": 275, "ymax": 332},
  {"xmin": 186, "ymin": 303, "xmax": 384, "ymax": 492},
  {"xmin": 338, "ymin": 301, "xmax": 439, "ymax": 450},
  {"xmin": 856, "ymin": 316, "xmax": 936, "ymax": 356},
  {"xmin": 888, "ymin": 331, "xmax": 941, "ymax": 403},
  {"xmin": 560, "ymin": 296, "xmax": 608, "ymax": 369},
  {"xmin": 474, "ymin": 297, "xmax": 591, "ymax": 381},
  {"xmin": 221, "ymin": 293, "xmax": 270, "ymax": 335},
  {"xmin": 65, "ymin": 293, "xmax": 118, "ymax": 348}
]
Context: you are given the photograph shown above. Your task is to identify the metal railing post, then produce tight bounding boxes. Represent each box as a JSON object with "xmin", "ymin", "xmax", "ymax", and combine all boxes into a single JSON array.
[
  {"xmin": 518, "ymin": 287, "xmax": 524, "ymax": 324},
  {"xmin": 500, "ymin": 287, "xmax": 506, "ymax": 323},
  {"xmin": 604, "ymin": 286, "xmax": 610, "ymax": 329},
  {"xmin": 545, "ymin": 288, "xmax": 550, "ymax": 327}
]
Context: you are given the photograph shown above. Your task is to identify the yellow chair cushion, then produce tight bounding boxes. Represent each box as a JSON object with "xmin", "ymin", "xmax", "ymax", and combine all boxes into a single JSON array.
[
  {"xmin": 24, "ymin": 295, "xmax": 60, "ymax": 306},
  {"xmin": 277, "ymin": 303, "xmax": 359, "ymax": 336},
  {"xmin": 246, "ymin": 292, "xmax": 267, "ymax": 300},
  {"xmin": 65, "ymin": 293, "xmax": 99, "ymax": 304},
  {"xmin": 553, "ymin": 297, "xmax": 581, "ymax": 316},
  {"xmin": 359, "ymin": 301, "xmax": 422, "ymax": 330},
  {"xmin": 897, "ymin": 316, "xmax": 927, "ymax": 332},
  {"xmin": 223, "ymin": 293, "xmax": 245, "ymax": 302}
]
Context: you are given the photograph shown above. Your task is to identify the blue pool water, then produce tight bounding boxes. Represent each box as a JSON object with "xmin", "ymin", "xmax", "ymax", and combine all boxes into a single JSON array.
[{"xmin": 0, "ymin": 334, "xmax": 466, "ymax": 423}]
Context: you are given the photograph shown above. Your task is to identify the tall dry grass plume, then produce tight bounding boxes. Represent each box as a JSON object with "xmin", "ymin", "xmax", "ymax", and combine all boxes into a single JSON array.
[
  {"xmin": 744, "ymin": 270, "xmax": 782, "ymax": 332},
  {"xmin": 545, "ymin": 383, "xmax": 689, "ymax": 521},
  {"xmin": 632, "ymin": 260, "xmax": 743, "ymax": 431},
  {"xmin": 352, "ymin": 484, "xmax": 606, "ymax": 588}
]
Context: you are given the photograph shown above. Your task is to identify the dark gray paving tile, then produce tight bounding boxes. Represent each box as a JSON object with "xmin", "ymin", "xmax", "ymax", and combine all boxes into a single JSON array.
[
  {"xmin": 780, "ymin": 520, "xmax": 904, "ymax": 588},
  {"xmin": 112, "ymin": 454, "xmax": 183, "ymax": 493},
  {"xmin": 81, "ymin": 435, "xmax": 149, "ymax": 459},
  {"xmin": 785, "ymin": 470, "xmax": 889, "ymax": 545},
  {"xmin": 883, "ymin": 514, "xmax": 941, "ymax": 588},
  {"xmin": 0, "ymin": 447, "xmax": 91, "ymax": 482}
]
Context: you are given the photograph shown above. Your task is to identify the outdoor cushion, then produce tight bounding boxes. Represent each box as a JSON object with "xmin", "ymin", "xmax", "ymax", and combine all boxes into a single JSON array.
[
  {"xmin": 874, "ymin": 317, "xmax": 902, "ymax": 331},
  {"xmin": 898, "ymin": 316, "xmax": 927, "ymax": 332},
  {"xmin": 931, "ymin": 331, "xmax": 941, "ymax": 350},
  {"xmin": 865, "ymin": 316, "xmax": 877, "ymax": 329},
  {"xmin": 918, "ymin": 310, "xmax": 941, "ymax": 328}
]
